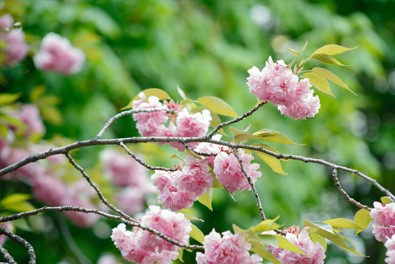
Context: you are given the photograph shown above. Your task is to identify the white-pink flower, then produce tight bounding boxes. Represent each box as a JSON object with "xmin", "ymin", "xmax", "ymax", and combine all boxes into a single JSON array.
[
  {"xmin": 370, "ymin": 202, "xmax": 395, "ymax": 243},
  {"xmin": 111, "ymin": 206, "xmax": 191, "ymax": 264},
  {"xmin": 269, "ymin": 228, "xmax": 326, "ymax": 264},
  {"xmin": 97, "ymin": 254, "xmax": 120, "ymax": 264},
  {"xmin": 0, "ymin": 29, "xmax": 28, "ymax": 67},
  {"xmin": 385, "ymin": 234, "xmax": 395, "ymax": 264},
  {"xmin": 247, "ymin": 57, "xmax": 320, "ymax": 119},
  {"xmin": 116, "ymin": 187, "xmax": 145, "ymax": 215},
  {"xmin": 196, "ymin": 229, "xmax": 262, "ymax": 264},
  {"xmin": 13, "ymin": 104, "xmax": 45, "ymax": 137},
  {"xmin": 213, "ymin": 150, "xmax": 261, "ymax": 193},
  {"xmin": 34, "ymin": 33, "xmax": 85, "ymax": 74},
  {"xmin": 0, "ymin": 14, "xmax": 13, "ymax": 30},
  {"xmin": 0, "ymin": 222, "xmax": 12, "ymax": 246}
]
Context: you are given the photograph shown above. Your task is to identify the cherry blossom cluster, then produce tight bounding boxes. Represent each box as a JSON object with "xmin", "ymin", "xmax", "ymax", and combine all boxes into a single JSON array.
[
  {"xmin": 111, "ymin": 206, "xmax": 191, "ymax": 264},
  {"xmin": 101, "ymin": 149, "xmax": 155, "ymax": 215},
  {"xmin": 132, "ymin": 93, "xmax": 212, "ymax": 150},
  {"xmin": 196, "ymin": 229, "xmax": 262, "ymax": 264},
  {"xmin": 370, "ymin": 202, "xmax": 395, "ymax": 243},
  {"xmin": 269, "ymin": 226, "xmax": 326, "ymax": 264},
  {"xmin": 0, "ymin": 14, "xmax": 28, "ymax": 67},
  {"xmin": 151, "ymin": 156, "xmax": 213, "ymax": 211},
  {"xmin": 34, "ymin": 33, "xmax": 85, "ymax": 75},
  {"xmin": 385, "ymin": 235, "xmax": 395, "ymax": 264},
  {"xmin": 247, "ymin": 57, "xmax": 320, "ymax": 119},
  {"xmin": 0, "ymin": 14, "xmax": 84, "ymax": 75}
]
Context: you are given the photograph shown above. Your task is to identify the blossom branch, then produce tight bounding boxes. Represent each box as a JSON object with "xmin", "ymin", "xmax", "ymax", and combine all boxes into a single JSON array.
[
  {"xmin": 0, "ymin": 206, "xmax": 203, "ymax": 251},
  {"xmin": 0, "ymin": 227, "xmax": 36, "ymax": 264},
  {"xmin": 232, "ymin": 148, "xmax": 266, "ymax": 221},
  {"xmin": 65, "ymin": 153, "xmax": 137, "ymax": 223},
  {"xmin": 119, "ymin": 142, "xmax": 176, "ymax": 171},
  {"xmin": 331, "ymin": 168, "xmax": 369, "ymax": 210},
  {"xmin": 0, "ymin": 245, "xmax": 16, "ymax": 264}
]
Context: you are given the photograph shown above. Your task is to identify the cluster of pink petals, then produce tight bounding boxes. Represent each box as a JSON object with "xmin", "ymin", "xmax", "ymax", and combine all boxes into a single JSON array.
[
  {"xmin": 0, "ymin": 14, "xmax": 28, "ymax": 67},
  {"xmin": 213, "ymin": 149, "xmax": 261, "ymax": 193},
  {"xmin": 247, "ymin": 57, "xmax": 320, "ymax": 119},
  {"xmin": 370, "ymin": 202, "xmax": 395, "ymax": 243},
  {"xmin": 13, "ymin": 104, "xmax": 46, "ymax": 137},
  {"xmin": 97, "ymin": 254, "xmax": 120, "ymax": 264},
  {"xmin": 269, "ymin": 228, "xmax": 326, "ymax": 264},
  {"xmin": 152, "ymin": 156, "xmax": 213, "ymax": 211},
  {"xmin": 111, "ymin": 206, "xmax": 191, "ymax": 264},
  {"xmin": 132, "ymin": 93, "xmax": 212, "ymax": 150},
  {"xmin": 101, "ymin": 149, "xmax": 154, "ymax": 215},
  {"xmin": 0, "ymin": 222, "xmax": 12, "ymax": 246},
  {"xmin": 34, "ymin": 33, "xmax": 85, "ymax": 75},
  {"xmin": 196, "ymin": 229, "xmax": 262, "ymax": 264},
  {"xmin": 385, "ymin": 234, "xmax": 395, "ymax": 264}
]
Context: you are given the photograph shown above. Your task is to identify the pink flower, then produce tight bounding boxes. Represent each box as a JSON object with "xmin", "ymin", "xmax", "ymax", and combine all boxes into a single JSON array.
[
  {"xmin": 247, "ymin": 57, "xmax": 320, "ymax": 119},
  {"xmin": 0, "ymin": 222, "xmax": 12, "ymax": 246},
  {"xmin": 370, "ymin": 202, "xmax": 395, "ymax": 243},
  {"xmin": 101, "ymin": 149, "xmax": 152, "ymax": 191},
  {"xmin": 111, "ymin": 206, "xmax": 191, "ymax": 264},
  {"xmin": 269, "ymin": 228, "xmax": 326, "ymax": 264},
  {"xmin": 34, "ymin": 33, "xmax": 85, "ymax": 74},
  {"xmin": 196, "ymin": 229, "xmax": 262, "ymax": 264},
  {"xmin": 152, "ymin": 157, "xmax": 213, "ymax": 211},
  {"xmin": 0, "ymin": 29, "xmax": 28, "ymax": 67},
  {"xmin": 385, "ymin": 235, "xmax": 395, "ymax": 264},
  {"xmin": 116, "ymin": 187, "xmax": 145, "ymax": 215},
  {"xmin": 97, "ymin": 254, "xmax": 120, "ymax": 264},
  {"xmin": 194, "ymin": 134, "xmax": 223, "ymax": 165},
  {"xmin": 213, "ymin": 150, "xmax": 261, "ymax": 193},
  {"xmin": 0, "ymin": 14, "xmax": 13, "ymax": 30},
  {"xmin": 33, "ymin": 175, "xmax": 67, "ymax": 206},
  {"xmin": 13, "ymin": 104, "xmax": 45, "ymax": 137},
  {"xmin": 176, "ymin": 109, "xmax": 212, "ymax": 138}
]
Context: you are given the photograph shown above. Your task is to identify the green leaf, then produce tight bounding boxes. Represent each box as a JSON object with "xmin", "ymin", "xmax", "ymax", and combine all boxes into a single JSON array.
[
  {"xmin": 177, "ymin": 85, "xmax": 187, "ymax": 100},
  {"xmin": 312, "ymin": 44, "xmax": 357, "ymax": 56},
  {"xmin": 30, "ymin": 86, "xmax": 46, "ymax": 102},
  {"xmin": 0, "ymin": 93, "xmax": 21, "ymax": 106},
  {"xmin": 354, "ymin": 208, "xmax": 372, "ymax": 234},
  {"xmin": 249, "ymin": 239, "xmax": 280, "ymax": 264},
  {"xmin": 197, "ymin": 96, "xmax": 238, "ymax": 118},
  {"xmin": 324, "ymin": 218, "xmax": 361, "ymax": 229},
  {"xmin": 311, "ymin": 54, "xmax": 345, "ymax": 66},
  {"xmin": 252, "ymin": 129, "xmax": 296, "ymax": 145},
  {"xmin": 381, "ymin": 196, "xmax": 393, "ymax": 204},
  {"xmin": 190, "ymin": 224, "xmax": 205, "ymax": 244},
  {"xmin": 233, "ymin": 224, "xmax": 246, "ymax": 234},
  {"xmin": 303, "ymin": 72, "xmax": 334, "ymax": 96},
  {"xmin": 197, "ymin": 189, "xmax": 213, "ymax": 211},
  {"xmin": 276, "ymin": 235, "xmax": 305, "ymax": 255},
  {"xmin": 178, "ymin": 248, "xmax": 184, "ymax": 262},
  {"xmin": 0, "ymin": 194, "xmax": 31, "ymax": 206},
  {"xmin": 252, "ymin": 144, "xmax": 287, "ymax": 175},
  {"xmin": 251, "ymin": 216, "xmax": 281, "ymax": 233},
  {"xmin": 309, "ymin": 232, "xmax": 327, "ymax": 251},
  {"xmin": 122, "ymin": 88, "xmax": 170, "ymax": 110},
  {"xmin": 312, "ymin": 67, "xmax": 356, "ymax": 95}
]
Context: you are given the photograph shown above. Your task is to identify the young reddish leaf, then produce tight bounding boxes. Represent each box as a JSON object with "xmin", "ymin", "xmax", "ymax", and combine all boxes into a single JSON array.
[
  {"xmin": 197, "ymin": 96, "xmax": 238, "ymax": 118},
  {"xmin": 303, "ymin": 72, "xmax": 334, "ymax": 96}
]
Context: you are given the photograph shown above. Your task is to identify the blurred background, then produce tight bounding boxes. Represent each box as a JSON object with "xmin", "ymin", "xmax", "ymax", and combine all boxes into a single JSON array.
[{"xmin": 1, "ymin": 0, "xmax": 395, "ymax": 263}]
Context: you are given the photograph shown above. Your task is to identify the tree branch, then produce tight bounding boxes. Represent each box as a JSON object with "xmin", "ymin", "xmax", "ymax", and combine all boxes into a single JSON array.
[
  {"xmin": 0, "ymin": 227, "xmax": 36, "ymax": 264},
  {"xmin": 0, "ymin": 245, "xmax": 16, "ymax": 264}
]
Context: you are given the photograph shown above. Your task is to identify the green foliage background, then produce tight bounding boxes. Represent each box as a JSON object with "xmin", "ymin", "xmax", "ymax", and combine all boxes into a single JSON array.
[{"xmin": 1, "ymin": 0, "xmax": 395, "ymax": 263}]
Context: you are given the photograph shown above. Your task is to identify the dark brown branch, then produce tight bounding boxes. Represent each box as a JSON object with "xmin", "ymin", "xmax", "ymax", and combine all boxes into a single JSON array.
[
  {"xmin": 0, "ymin": 227, "xmax": 36, "ymax": 264},
  {"xmin": 0, "ymin": 206, "xmax": 203, "ymax": 251},
  {"xmin": 232, "ymin": 148, "xmax": 266, "ymax": 220},
  {"xmin": 65, "ymin": 153, "xmax": 137, "ymax": 223},
  {"xmin": 0, "ymin": 245, "xmax": 16, "ymax": 264},
  {"xmin": 119, "ymin": 142, "xmax": 176, "ymax": 171},
  {"xmin": 331, "ymin": 168, "xmax": 369, "ymax": 210}
]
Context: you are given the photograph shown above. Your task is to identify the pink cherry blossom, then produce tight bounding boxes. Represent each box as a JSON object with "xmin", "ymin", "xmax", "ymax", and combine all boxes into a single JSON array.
[
  {"xmin": 176, "ymin": 109, "xmax": 212, "ymax": 137},
  {"xmin": 111, "ymin": 206, "xmax": 191, "ymax": 264},
  {"xmin": 13, "ymin": 104, "xmax": 45, "ymax": 137},
  {"xmin": 97, "ymin": 254, "xmax": 120, "ymax": 264},
  {"xmin": 247, "ymin": 57, "xmax": 320, "ymax": 119},
  {"xmin": 0, "ymin": 14, "xmax": 13, "ymax": 30},
  {"xmin": 0, "ymin": 29, "xmax": 28, "ymax": 67},
  {"xmin": 370, "ymin": 202, "xmax": 395, "ymax": 243},
  {"xmin": 196, "ymin": 229, "xmax": 262, "ymax": 264},
  {"xmin": 194, "ymin": 134, "xmax": 223, "ymax": 165},
  {"xmin": 33, "ymin": 175, "xmax": 67, "ymax": 206},
  {"xmin": 34, "ymin": 33, "xmax": 85, "ymax": 74},
  {"xmin": 152, "ymin": 156, "xmax": 213, "ymax": 211},
  {"xmin": 213, "ymin": 150, "xmax": 261, "ymax": 193},
  {"xmin": 116, "ymin": 187, "xmax": 145, "ymax": 215},
  {"xmin": 269, "ymin": 228, "xmax": 326, "ymax": 264},
  {"xmin": 0, "ymin": 222, "xmax": 12, "ymax": 246},
  {"xmin": 385, "ymin": 234, "xmax": 395, "ymax": 264}
]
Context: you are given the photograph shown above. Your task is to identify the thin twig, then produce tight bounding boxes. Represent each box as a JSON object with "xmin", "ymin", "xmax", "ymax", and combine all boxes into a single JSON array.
[
  {"xmin": 206, "ymin": 101, "xmax": 266, "ymax": 138},
  {"xmin": 232, "ymin": 148, "xmax": 266, "ymax": 221},
  {"xmin": 119, "ymin": 142, "xmax": 176, "ymax": 171},
  {"xmin": 0, "ymin": 227, "xmax": 36, "ymax": 264},
  {"xmin": 65, "ymin": 153, "xmax": 137, "ymax": 223},
  {"xmin": 0, "ymin": 245, "xmax": 16, "ymax": 264},
  {"xmin": 0, "ymin": 206, "xmax": 203, "ymax": 251},
  {"xmin": 96, "ymin": 108, "xmax": 170, "ymax": 138},
  {"xmin": 331, "ymin": 168, "xmax": 369, "ymax": 210}
]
